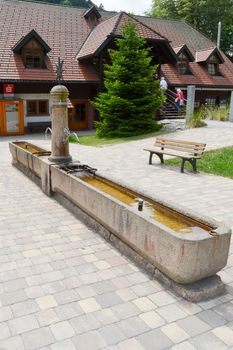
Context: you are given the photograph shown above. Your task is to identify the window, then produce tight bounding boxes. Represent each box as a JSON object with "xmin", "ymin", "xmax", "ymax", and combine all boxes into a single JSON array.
[
  {"xmin": 177, "ymin": 52, "xmax": 191, "ymax": 75},
  {"xmin": 205, "ymin": 97, "xmax": 216, "ymax": 107},
  {"xmin": 27, "ymin": 100, "xmax": 49, "ymax": 116},
  {"xmin": 206, "ymin": 53, "xmax": 221, "ymax": 76},
  {"xmin": 207, "ymin": 63, "xmax": 217, "ymax": 75},
  {"xmin": 24, "ymin": 52, "xmax": 45, "ymax": 69},
  {"xmin": 177, "ymin": 61, "xmax": 189, "ymax": 75}
]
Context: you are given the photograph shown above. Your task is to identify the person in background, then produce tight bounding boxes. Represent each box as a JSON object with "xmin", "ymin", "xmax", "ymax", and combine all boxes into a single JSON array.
[
  {"xmin": 159, "ymin": 77, "xmax": 168, "ymax": 93},
  {"xmin": 175, "ymin": 88, "xmax": 184, "ymax": 111}
]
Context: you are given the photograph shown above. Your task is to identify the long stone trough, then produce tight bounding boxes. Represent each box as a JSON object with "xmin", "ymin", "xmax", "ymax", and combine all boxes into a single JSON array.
[{"xmin": 9, "ymin": 141, "xmax": 232, "ymax": 301}]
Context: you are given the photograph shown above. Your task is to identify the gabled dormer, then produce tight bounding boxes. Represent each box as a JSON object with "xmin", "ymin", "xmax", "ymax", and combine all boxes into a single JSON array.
[
  {"xmin": 83, "ymin": 6, "xmax": 101, "ymax": 28},
  {"xmin": 173, "ymin": 45, "xmax": 194, "ymax": 75},
  {"xmin": 12, "ymin": 29, "xmax": 51, "ymax": 69},
  {"xmin": 196, "ymin": 47, "xmax": 224, "ymax": 76}
]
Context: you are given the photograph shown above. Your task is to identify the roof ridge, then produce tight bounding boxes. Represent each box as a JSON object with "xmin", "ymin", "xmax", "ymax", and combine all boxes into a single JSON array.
[
  {"xmin": 130, "ymin": 14, "xmax": 168, "ymax": 40},
  {"xmin": 4, "ymin": 0, "xmax": 92, "ymax": 11},
  {"xmin": 111, "ymin": 12, "xmax": 124, "ymax": 35}
]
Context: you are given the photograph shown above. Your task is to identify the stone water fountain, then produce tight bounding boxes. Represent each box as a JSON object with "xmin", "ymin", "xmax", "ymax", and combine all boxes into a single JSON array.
[{"xmin": 8, "ymin": 61, "xmax": 232, "ymax": 302}]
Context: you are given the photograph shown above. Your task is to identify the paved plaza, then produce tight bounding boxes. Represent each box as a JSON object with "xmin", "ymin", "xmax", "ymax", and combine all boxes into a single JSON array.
[{"xmin": 1, "ymin": 121, "xmax": 233, "ymax": 349}]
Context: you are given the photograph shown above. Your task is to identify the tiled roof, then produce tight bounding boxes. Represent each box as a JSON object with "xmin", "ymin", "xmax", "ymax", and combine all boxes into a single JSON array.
[
  {"xmin": 161, "ymin": 53, "xmax": 233, "ymax": 86},
  {"xmin": 0, "ymin": 0, "xmax": 232, "ymax": 87},
  {"xmin": 0, "ymin": 0, "xmax": 99, "ymax": 81},
  {"xmin": 77, "ymin": 12, "xmax": 166, "ymax": 60},
  {"xmin": 195, "ymin": 47, "xmax": 224, "ymax": 63}
]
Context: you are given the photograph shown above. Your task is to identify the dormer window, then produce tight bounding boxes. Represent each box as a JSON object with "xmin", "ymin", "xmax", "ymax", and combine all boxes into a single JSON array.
[
  {"xmin": 177, "ymin": 52, "xmax": 189, "ymax": 75},
  {"xmin": 207, "ymin": 54, "xmax": 220, "ymax": 76},
  {"xmin": 173, "ymin": 46, "xmax": 194, "ymax": 75},
  {"xmin": 196, "ymin": 48, "xmax": 224, "ymax": 76},
  {"xmin": 12, "ymin": 29, "xmax": 51, "ymax": 70}
]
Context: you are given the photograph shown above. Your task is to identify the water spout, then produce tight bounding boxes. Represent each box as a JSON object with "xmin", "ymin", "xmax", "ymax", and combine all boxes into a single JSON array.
[
  {"xmin": 62, "ymin": 127, "xmax": 80, "ymax": 144},
  {"xmin": 45, "ymin": 127, "xmax": 52, "ymax": 140}
]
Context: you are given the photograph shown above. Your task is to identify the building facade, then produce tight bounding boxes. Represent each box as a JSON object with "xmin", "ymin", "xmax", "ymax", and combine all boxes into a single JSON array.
[{"xmin": 0, "ymin": 0, "xmax": 232, "ymax": 136}]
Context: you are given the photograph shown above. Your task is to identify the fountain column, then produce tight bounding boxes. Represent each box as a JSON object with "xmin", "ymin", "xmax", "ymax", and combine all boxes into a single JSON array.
[{"xmin": 48, "ymin": 85, "xmax": 72, "ymax": 163}]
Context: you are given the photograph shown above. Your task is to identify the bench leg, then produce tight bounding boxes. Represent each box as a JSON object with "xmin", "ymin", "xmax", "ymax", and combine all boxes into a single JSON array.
[
  {"xmin": 180, "ymin": 158, "xmax": 197, "ymax": 173},
  {"xmin": 149, "ymin": 152, "xmax": 153, "ymax": 165},
  {"xmin": 149, "ymin": 152, "xmax": 164, "ymax": 165}
]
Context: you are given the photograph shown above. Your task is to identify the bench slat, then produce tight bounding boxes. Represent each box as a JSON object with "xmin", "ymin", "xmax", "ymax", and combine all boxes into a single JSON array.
[
  {"xmin": 156, "ymin": 137, "xmax": 206, "ymax": 147},
  {"xmin": 154, "ymin": 143, "xmax": 204, "ymax": 155},
  {"xmin": 144, "ymin": 148, "xmax": 200, "ymax": 159}
]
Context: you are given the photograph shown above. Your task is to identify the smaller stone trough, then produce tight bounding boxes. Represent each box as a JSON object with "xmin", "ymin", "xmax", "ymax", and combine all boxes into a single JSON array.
[{"xmin": 9, "ymin": 141, "xmax": 232, "ymax": 301}]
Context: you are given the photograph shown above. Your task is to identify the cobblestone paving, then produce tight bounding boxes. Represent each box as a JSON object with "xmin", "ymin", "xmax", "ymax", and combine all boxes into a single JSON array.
[{"xmin": 1, "ymin": 122, "xmax": 233, "ymax": 349}]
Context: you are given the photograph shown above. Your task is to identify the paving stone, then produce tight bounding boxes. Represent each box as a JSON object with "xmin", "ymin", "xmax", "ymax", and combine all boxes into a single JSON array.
[
  {"xmin": 69, "ymin": 313, "xmax": 101, "ymax": 334},
  {"xmin": 133, "ymin": 297, "xmax": 156, "ymax": 312},
  {"xmin": 161, "ymin": 322, "xmax": 189, "ymax": 343},
  {"xmin": 212, "ymin": 325, "xmax": 233, "ymax": 346},
  {"xmin": 54, "ymin": 289, "xmax": 80, "ymax": 305},
  {"xmin": 111, "ymin": 302, "xmax": 141, "ymax": 320},
  {"xmin": 0, "ymin": 322, "xmax": 11, "ymax": 340},
  {"xmin": 1, "ymin": 290, "xmax": 28, "ymax": 306},
  {"xmin": 22, "ymin": 327, "xmax": 55, "ymax": 350},
  {"xmin": 117, "ymin": 316, "xmax": 150, "ymax": 337},
  {"xmin": 0, "ymin": 305, "xmax": 13, "ymax": 322},
  {"xmin": 50, "ymin": 321, "xmax": 75, "ymax": 341},
  {"xmin": 190, "ymin": 331, "xmax": 228, "ymax": 350},
  {"xmin": 50, "ymin": 339, "xmax": 77, "ymax": 350},
  {"xmin": 148, "ymin": 291, "xmax": 177, "ymax": 306},
  {"xmin": 9, "ymin": 314, "xmax": 39, "ymax": 335},
  {"xmin": 95, "ymin": 292, "xmax": 123, "ymax": 308},
  {"xmin": 0, "ymin": 335, "xmax": 25, "ymax": 350},
  {"xmin": 215, "ymin": 303, "xmax": 233, "ymax": 321},
  {"xmin": 99, "ymin": 324, "xmax": 126, "ymax": 345},
  {"xmin": 139, "ymin": 310, "xmax": 166, "ymax": 328},
  {"xmin": 93, "ymin": 309, "xmax": 119, "ymax": 326},
  {"xmin": 92, "ymin": 280, "xmax": 116, "ymax": 295},
  {"xmin": 171, "ymin": 341, "xmax": 198, "ymax": 350},
  {"xmin": 54, "ymin": 303, "xmax": 83, "ymax": 320},
  {"xmin": 177, "ymin": 315, "xmax": 211, "ymax": 336},
  {"xmin": 115, "ymin": 287, "xmax": 137, "ymax": 301},
  {"xmin": 12, "ymin": 300, "xmax": 40, "ymax": 317},
  {"xmin": 36, "ymin": 295, "xmax": 58, "ymax": 310},
  {"xmin": 36, "ymin": 309, "xmax": 60, "ymax": 327},
  {"xmin": 136, "ymin": 328, "xmax": 173, "ymax": 350},
  {"xmin": 118, "ymin": 338, "xmax": 144, "ymax": 350},
  {"xmin": 73, "ymin": 330, "xmax": 106, "ymax": 350},
  {"xmin": 157, "ymin": 304, "xmax": 188, "ymax": 323},
  {"xmin": 197, "ymin": 309, "xmax": 227, "ymax": 327},
  {"xmin": 78, "ymin": 297, "xmax": 101, "ymax": 313}
]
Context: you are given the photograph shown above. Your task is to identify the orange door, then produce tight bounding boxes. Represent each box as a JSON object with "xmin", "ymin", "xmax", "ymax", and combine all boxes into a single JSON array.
[
  {"xmin": 68, "ymin": 100, "xmax": 89, "ymax": 130},
  {"xmin": 0, "ymin": 100, "xmax": 24, "ymax": 136}
]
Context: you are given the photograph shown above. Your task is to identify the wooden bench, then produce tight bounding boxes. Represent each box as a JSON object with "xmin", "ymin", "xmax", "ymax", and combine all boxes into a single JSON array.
[
  {"xmin": 27, "ymin": 121, "xmax": 51, "ymax": 133},
  {"xmin": 144, "ymin": 137, "xmax": 206, "ymax": 173}
]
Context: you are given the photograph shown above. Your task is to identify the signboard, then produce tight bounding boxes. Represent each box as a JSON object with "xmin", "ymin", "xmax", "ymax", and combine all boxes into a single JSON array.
[{"xmin": 3, "ymin": 84, "xmax": 15, "ymax": 98}]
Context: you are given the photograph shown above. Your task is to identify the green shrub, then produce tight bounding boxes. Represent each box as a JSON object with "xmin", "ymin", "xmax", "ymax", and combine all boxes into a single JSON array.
[
  {"xmin": 187, "ymin": 106, "xmax": 207, "ymax": 128},
  {"xmin": 205, "ymin": 105, "xmax": 229, "ymax": 121}
]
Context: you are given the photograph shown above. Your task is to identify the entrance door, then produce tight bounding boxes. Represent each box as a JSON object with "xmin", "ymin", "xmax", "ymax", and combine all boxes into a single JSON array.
[
  {"xmin": 0, "ymin": 100, "xmax": 24, "ymax": 136},
  {"xmin": 68, "ymin": 100, "xmax": 89, "ymax": 130}
]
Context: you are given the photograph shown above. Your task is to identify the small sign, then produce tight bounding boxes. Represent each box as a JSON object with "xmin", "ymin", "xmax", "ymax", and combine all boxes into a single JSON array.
[{"xmin": 3, "ymin": 84, "xmax": 14, "ymax": 98}]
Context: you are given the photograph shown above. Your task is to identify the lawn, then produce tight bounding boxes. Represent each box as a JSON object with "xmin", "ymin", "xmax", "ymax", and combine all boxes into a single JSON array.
[
  {"xmin": 166, "ymin": 146, "xmax": 233, "ymax": 179},
  {"xmin": 69, "ymin": 129, "xmax": 168, "ymax": 146}
]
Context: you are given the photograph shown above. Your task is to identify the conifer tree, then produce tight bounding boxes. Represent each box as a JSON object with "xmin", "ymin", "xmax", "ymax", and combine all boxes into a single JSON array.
[{"xmin": 94, "ymin": 24, "xmax": 164, "ymax": 137}]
